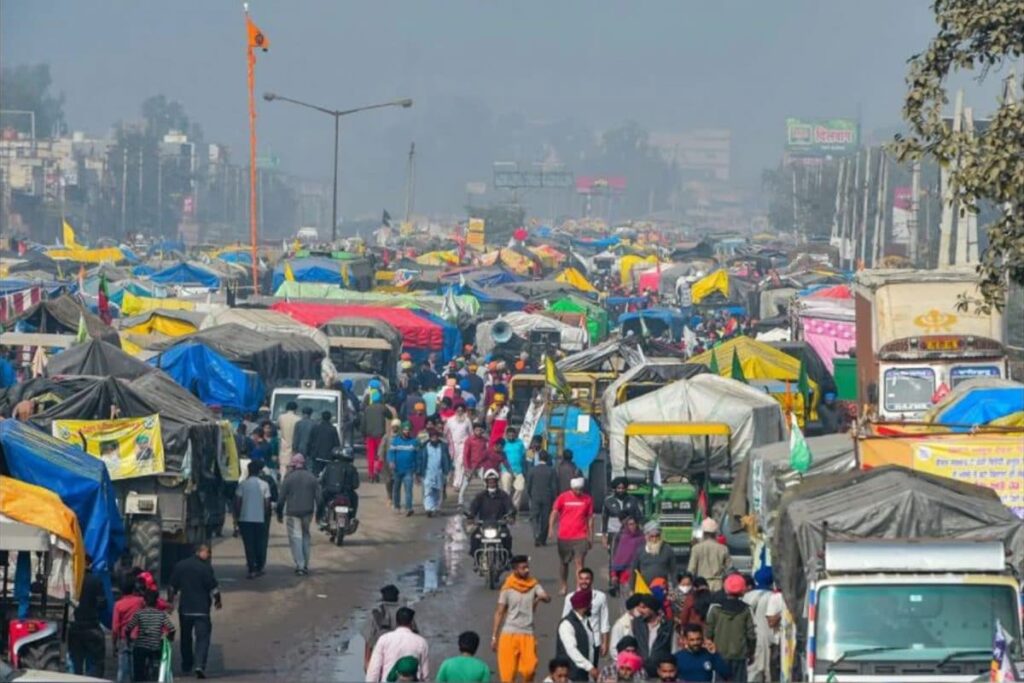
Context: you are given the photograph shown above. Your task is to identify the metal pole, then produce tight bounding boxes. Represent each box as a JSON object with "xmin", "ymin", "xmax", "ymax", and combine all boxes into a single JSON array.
[
  {"xmin": 157, "ymin": 155, "xmax": 163, "ymax": 235},
  {"xmin": 332, "ymin": 113, "xmax": 339, "ymax": 242},
  {"xmin": 120, "ymin": 147, "xmax": 128, "ymax": 238}
]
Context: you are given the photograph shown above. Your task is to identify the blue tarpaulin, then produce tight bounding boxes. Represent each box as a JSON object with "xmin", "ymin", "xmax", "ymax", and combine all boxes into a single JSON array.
[
  {"xmin": 618, "ymin": 308, "xmax": 688, "ymax": 341},
  {"xmin": 410, "ymin": 309, "xmax": 462, "ymax": 363},
  {"xmin": 931, "ymin": 384, "xmax": 1024, "ymax": 431},
  {"xmin": 150, "ymin": 342, "xmax": 266, "ymax": 413},
  {"xmin": 149, "ymin": 262, "xmax": 221, "ymax": 289},
  {"xmin": 271, "ymin": 257, "xmax": 345, "ymax": 292},
  {"xmin": 0, "ymin": 419, "xmax": 125, "ymax": 624},
  {"xmin": 218, "ymin": 251, "xmax": 252, "ymax": 265},
  {"xmin": 536, "ymin": 405, "xmax": 603, "ymax": 474}
]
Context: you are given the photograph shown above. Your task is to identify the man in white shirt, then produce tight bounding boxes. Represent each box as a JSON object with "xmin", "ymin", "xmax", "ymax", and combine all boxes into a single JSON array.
[
  {"xmin": 366, "ymin": 607, "xmax": 429, "ymax": 683},
  {"xmin": 556, "ymin": 589, "xmax": 597, "ymax": 681},
  {"xmin": 234, "ymin": 460, "xmax": 270, "ymax": 579},
  {"xmin": 561, "ymin": 567, "xmax": 610, "ymax": 658},
  {"xmin": 276, "ymin": 401, "xmax": 301, "ymax": 478}
]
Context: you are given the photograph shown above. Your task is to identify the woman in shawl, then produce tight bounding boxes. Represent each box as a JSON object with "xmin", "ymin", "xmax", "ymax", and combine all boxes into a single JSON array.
[{"xmin": 609, "ymin": 516, "xmax": 644, "ymax": 598}]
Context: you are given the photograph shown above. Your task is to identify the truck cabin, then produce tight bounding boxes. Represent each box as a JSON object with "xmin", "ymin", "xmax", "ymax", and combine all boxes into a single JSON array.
[
  {"xmin": 327, "ymin": 336, "xmax": 397, "ymax": 383},
  {"xmin": 621, "ymin": 422, "xmax": 734, "ymax": 555},
  {"xmin": 874, "ymin": 334, "xmax": 1006, "ymax": 420},
  {"xmin": 809, "ymin": 540, "xmax": 1022, "ymax": 681}
]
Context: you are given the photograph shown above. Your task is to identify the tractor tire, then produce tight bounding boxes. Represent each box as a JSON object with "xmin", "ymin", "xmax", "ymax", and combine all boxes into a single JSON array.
[
  {"xmin": 18, "ymin": 639, "xmax": 62, "ymax": 671},
  {"xmin": 129, "ymin": 516, "xmax": 163, "ymax": 578}
]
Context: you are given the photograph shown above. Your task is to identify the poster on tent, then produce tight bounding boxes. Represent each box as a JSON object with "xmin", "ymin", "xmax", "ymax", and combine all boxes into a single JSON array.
[
  {"xmin": 912, "ymin": 437, "xmax": 1024, "ymax": 518},
  {"xmin": 52, "ymin": 415, "xmax": 165, "ymax": 480}
]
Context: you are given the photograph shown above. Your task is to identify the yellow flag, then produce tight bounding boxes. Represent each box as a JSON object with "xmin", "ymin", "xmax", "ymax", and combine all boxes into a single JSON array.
[
  {"xmin": 63, "ymin": 219, "xmax": 79, "ymax": 249},
  {"xmin": 633, "ymin": 570, "xmax": 652, "ymax": 595},
  {"xmin": 284, "ymin": 261, "xmax": 296, "ymax": 282},
  {"xmin": 544, "ymin": 354, "xmax": 571, "ymax": 400}
]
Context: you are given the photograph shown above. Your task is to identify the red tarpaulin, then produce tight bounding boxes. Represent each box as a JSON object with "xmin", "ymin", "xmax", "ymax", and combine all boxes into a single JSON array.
[
  {"xmin": 808, "ymin": 283, "xmax": 852, "ymax": 299},
  {"xmin": 271, "ymin": 302, "xmax": 444, "ymax": 350}
]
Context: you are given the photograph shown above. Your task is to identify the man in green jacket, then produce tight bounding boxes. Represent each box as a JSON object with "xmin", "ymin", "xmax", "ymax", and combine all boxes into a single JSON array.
[{"xmin": 705, "ymin": 573, "xmax": 755, "ymax": 683}]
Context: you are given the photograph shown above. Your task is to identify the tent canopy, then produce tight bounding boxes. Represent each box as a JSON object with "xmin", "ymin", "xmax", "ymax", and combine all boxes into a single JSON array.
[
  {"xmin": 607, "ymin": 373, "xmax": 785, "ymax": 477},
  {"xmin": 601, "ymin": 358, "xmax": 707, "ymax": 417},
  {"xmin": 120, "ymin": 310, "xmax": 202, "ymax": 338},
  {"xmin": 554, "ymin": 267, "xmax": 598, "ymax": 294},
  {"xmin": 151, "ymin": 342, "xmax": 266, "ymax": 413},
  {"xmin": 46, "ymin": 339, "xmax": 153, "ymax": 380},
  {"xmin": 148, "ymin": 261, "xmax": 221, "ymax": 289},
  {"xmin": 200, "ymin": 308, "xmax": 330, "ymax": 354},
  {"xmin": 691, "ymin": 269, "xmax": 730, "ymax": 304},
  {"xmin": 16, "ymin": 295, "xmax": 121, "ymax": 346},
  {"xmin": 273, "ymin": 282, "xmax": 481, "ymax": 317},
  {"xmin": 557, "ymin": 338, "xmax": 646, "ymax": 373},
  {"xmin": 548, "ymin": 295, "xmax": 610, "ymax": 342}
]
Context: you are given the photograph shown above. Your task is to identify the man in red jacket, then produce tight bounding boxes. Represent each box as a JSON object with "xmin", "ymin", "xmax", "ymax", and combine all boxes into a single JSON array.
[{"xmin": 459, "ymin": 422, "xmax": 490, "ymax": 506}]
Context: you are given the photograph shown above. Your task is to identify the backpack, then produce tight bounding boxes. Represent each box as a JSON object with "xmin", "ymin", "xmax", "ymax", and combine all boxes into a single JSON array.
[{"xmin": 371, "ymin": 604, "xmax": 394, "ymax": 636}]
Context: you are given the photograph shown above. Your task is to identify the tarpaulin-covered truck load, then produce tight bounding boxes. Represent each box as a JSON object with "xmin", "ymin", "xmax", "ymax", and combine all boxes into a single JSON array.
[
  {"xmin": 771, "ymin": 465, "xmax": 1024, "ymax": 682},
  {"xmin": 150, "ymin": 342, "xmax": 266, "ymax": 413}
]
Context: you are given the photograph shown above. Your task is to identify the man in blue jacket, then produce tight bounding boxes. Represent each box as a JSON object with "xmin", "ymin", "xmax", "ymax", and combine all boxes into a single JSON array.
[
  {"xmin": 418, "ymin": 430, "xmax": 451, "ymax": 517},
  {"xmin": 388, "ymin": 422, "xmax": 421, "ymax": 516},
  {"xmin": 674, "ymin": 623, "xmax": 731, "ymax": 682}
]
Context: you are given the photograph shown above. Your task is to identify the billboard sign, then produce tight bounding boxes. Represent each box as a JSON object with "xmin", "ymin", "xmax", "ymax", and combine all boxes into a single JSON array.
[
  {"xmin": 785, "ymin": 118, "xmax": 858, "ymax": 155},
  {"xmin": 891, "ymin": 186, "xmax": 912, "ymax": 244}
]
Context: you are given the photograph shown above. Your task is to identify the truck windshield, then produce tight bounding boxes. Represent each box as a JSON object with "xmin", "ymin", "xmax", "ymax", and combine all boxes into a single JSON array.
[
  {"xmin": 271, "ymin": 394, "xmax": 339, "ymax": 421},
  {"xmin": 817, "ymin": 584, "xmax": 1019, "ymax": 662},
  {"xmin": 883, "ymin": 367, "xmax": 935, "ymax": 413}
]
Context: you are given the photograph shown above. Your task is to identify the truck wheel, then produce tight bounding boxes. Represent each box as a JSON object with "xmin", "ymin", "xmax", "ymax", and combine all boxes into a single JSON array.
[
  {"xmin": 130, "ymin": 516, "xmax": 162, "ymax": 578},
  {"xmin": 18, "ymin": 639, "xmax": 62, "ymax": 671}
]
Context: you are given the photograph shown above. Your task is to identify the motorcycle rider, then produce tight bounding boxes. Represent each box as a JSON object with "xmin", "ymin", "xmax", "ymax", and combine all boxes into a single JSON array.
[
  {"xmin": 467, "ymin": 469, "xmax": 515, "ymax": 566},
  {"xmin": 318, "ymin": 446, "xmax": 360, "ymax": 526}
]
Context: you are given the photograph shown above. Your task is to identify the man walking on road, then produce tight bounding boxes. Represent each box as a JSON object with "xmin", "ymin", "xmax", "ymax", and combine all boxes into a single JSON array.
[
  {"xmin": 459, "ymin": 421, "xmax": 490, "ymax": 506},
  {"xmin": 277, "ymin": 453, "xmax": 320, "ymax": 575},
  {"xmin": 549, "ymin": 477, "xmax": 594, "ymax": 595},
  {"xmin": 706, "ymin": 573, "xmax": 756, "ymax": 683},
  {"xmin": 362, "ymin": 584, "xmax": 416, "ymax": 670},
  {"xmin": 419, "ymin": 429, "xmax": 451, "ymax": 517},
  {"xmin": 291, "ymin": 406, "xmax": 315, "ymax": 462},
  {"xmin": 235, "ymin": 460, "xmax": 271, "ymax": 579},
  {"xmin": 436, "ymin": 631, "xmax": 491, "ymax": 682},
  {"xmin": 562, "ymin": 568, "xmax": 610, "ymax": 659},
  {"xmin": 555, "ymin": 450, "xmax": 582, "ymax": 494},
  {"xmin": 687, "ymin": 518, "xmax": 731, "ymax": 592},
  {"xmin": 362, "ymin": 393, "xmax": 392, "ymax": 483},
  {"xmin": 556, "ymin": 588, "xmax": 598, "ymax": 682},
  {"xmin": 388, "ymin": 421, "xmax": 421, "ymax": 516},
  {"xmin": 168, "ymin": 544, "xmax": 221, "ymax": 679},
  {"xmin": 366, "ymin": 607, "xmax": 429, "ymax": 683},
  {"xmin": 492, "ymin": 555, "xmax": 551, "ymax": 683},
  {"xmin": 501, "ymin": 426, "xmax": 528, "ymax": 508},
  {"xmin": 276, "ymin": 400, "xmax": 301, "ymax": 478},
  {"xmin": 526, "ymin": 450, "xmax": 558, "ymax": 546}
]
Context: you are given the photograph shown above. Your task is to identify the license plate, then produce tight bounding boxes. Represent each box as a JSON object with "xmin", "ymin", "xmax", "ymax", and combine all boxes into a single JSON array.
[{"xmin": 335, "ymin": 506, "xmax": 349, "ymax": 514}]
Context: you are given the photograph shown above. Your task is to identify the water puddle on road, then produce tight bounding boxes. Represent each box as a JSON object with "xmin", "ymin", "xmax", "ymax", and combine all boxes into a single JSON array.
[{"xmin": 289, "ymin": 516, "xmax": 468, "ymax": 681}]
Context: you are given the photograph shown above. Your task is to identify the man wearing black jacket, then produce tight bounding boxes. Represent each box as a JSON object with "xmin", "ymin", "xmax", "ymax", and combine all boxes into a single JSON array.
[
  {"xmin": 525, "ymin": 450, "xmax": 558, "ymax": 546},
  {"xmin": 306, "ymin": 411, "xmax": 341, "ymax": 475},
  {"xmin": 319, "ymin": 446, "xmax": 360, "ymax": 522},
  {"xmin": 631, "ymin": 594, "xmax": 674, "ymax": 678},
  {"xmin": 68, "ymin": 555, "xmax": 106, "ymax": 677}
]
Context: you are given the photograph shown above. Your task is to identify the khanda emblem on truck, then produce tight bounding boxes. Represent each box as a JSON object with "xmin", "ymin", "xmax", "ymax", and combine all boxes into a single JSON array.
[{"xmin": 913, "ymin": 309, "xmax": 957, "ymax": 334}]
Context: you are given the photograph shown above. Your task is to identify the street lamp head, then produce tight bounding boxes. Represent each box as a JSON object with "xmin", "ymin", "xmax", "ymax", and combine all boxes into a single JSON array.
[
  {"xmin": 263, "ymin": 92, "xmax": 277, "ymax": 102},
  {"xmin": 399, "ymin": 99, "xmax": 413, "ymax": 108}
]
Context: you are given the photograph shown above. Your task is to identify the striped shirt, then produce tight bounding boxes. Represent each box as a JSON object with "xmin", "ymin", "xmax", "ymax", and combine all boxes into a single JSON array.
[{"xmin": 126, "ymin": 607, "xmax": 175, "ymax": 652}]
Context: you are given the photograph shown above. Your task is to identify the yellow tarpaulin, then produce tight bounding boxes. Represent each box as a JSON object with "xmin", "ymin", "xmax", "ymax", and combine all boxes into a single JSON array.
[
  {"xmin": 499, "ymin": 248, "xmax": 534, "ymax": 275},
  {"xmin": 218, "ymin": 420, "xmax": 241, "ymax": 480},
  {"xmin": 118, "ymin": 334, "xmax": 145, "ymax": 356},
  {"xmin": 120, "ymin": 291, "xmax": 196, "ymax": 316},
  {"xmin": 689, "ymin": 336, "xmax": 819, "ymax": 424},
  {"xmin": 529, "ymin": 245, "xmax": 565, "ymax": 268},
  {"xmin": 619, "ymin": 254, "xmax": 658, "ymax": 288},
  {"xmin": 52, "ymin": 415, "xmax": 166, "ymax": 480},
  {"xmin": 0, "ymin": 476, "xmax": 85, "ymax": 599},
  {"xmin": 691, "ymin": 270, "xmax": 730, "ymax": 304},
  {"xmin": 555, "ymin": 267, "xmax": 598, "ymax": 294},
  {"xmin": 46, "ymin": 247, "xmax": 125, "ymax": 263},
  {"xmin": 416, "ymin": 250, "xmax": 460, "ymax": 266},
  {"xmin": 122, "ymin": 313, "xmax": 198, "ymax": 338}
]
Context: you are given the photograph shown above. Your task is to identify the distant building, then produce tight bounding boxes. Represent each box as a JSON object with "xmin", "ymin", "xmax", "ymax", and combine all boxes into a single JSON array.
[{"xmin": 650, "ymin": 128, "xmax": 732, "ymax": 182}]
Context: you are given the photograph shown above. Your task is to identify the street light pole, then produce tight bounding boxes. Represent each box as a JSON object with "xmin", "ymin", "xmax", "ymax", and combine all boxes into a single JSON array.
[{"xmin": 263, "ymin": 93, "xmax": 413, "ymax": 242}]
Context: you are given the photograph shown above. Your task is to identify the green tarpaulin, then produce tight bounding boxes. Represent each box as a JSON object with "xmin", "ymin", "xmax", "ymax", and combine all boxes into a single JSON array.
[
  {"xmin": 547, "ymin": 295, "xmax": 610, "ymax": 342},
  {"xmin": 273, "ymin": 281, "xmax": 480, "ymax": 316}
]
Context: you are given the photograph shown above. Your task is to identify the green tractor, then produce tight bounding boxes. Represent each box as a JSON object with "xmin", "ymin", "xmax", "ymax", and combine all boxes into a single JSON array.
[{"xmin": 621, "ymin": 422, "xmax": 735, "ymax": 558}]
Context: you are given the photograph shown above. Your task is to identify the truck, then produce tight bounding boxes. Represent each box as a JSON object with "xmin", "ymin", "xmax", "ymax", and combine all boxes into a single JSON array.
[
  {"xmin": 771, "ymin": 465, "xmax": 1024, "ymax": 682},
  {"xmin": 852, "ymin": 268, "xmax": 1008, "ymax": 421}
]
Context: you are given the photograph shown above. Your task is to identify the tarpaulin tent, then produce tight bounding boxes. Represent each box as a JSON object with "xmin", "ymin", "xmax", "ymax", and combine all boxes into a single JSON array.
[
  {"xmin": 607, "ymin": 373, "xmax": 786, "ymax": 477},
  {"xmin": 46, "ymin": 339, "xmax": 153, "ymax": 380},
  {"xmin": 548, "ymin": 295, "xmax": 610, "ymax": 342},
  {"xmin": 455, "ymin": 283, "xmax": 524, "ymax": 312},
  {"xmin": 273, "ymin": 283, "xmax": 483, "ymax": 317},
  {"xmin": 690, "ymin": 269, "xmax": 730, "ymax": 304},
  {"xmin": 769, "ymin": 341, "xmax": 837, "ymax": 398},
  {"xmin": 46, "ymin": 246, "xmax": 126, "ymax": 263},
  {"xmin": 923, "ymin": 378, "xmax": 1024, "ymax": 431},
  {"xmin": 272, "ymin": 256, "xmax": 345, "ymax": 291},
  {"xmin": 148, "ymin": 262, "xmax": 221, "ymax": 289},
  {"xmin": 689, "ymin": 336, "xmax": 820, "ymax": 423},
  {"xmin": 153, "ymin": 324, "xmax": 325, "ymax": 389},
  {"xmin": 619, "ymin": 254, "xmax": 658, "ymax": 288},
  {"xmin": 0, "ymin": 476, "xmax": 85, "ymax": 599},
  {"xmin": 120, "ymin": 310, "xmax": 203, "ymax": 338},
  {"xmin": 118, "ymin": 291, "xmax": 198, "ymax": 316},
  {"xmin": 504, "ymin": 280, "xmax": 579, "ymax": 302},
  {"xmin": 271, "ymin": 301, "xmax": 461, "ymax": 361},
  {"xmin": 529, "ymin": 244, "xmax": 566, "ymax": 268},
  {"xmin": 415, "ymin": 250, "xmax": 460, "ymax": 266},
  {"xmin": 771, "ymin": 465, "xmax": 1024, "ymax": 620},
  {"xmin": 554, "ymin": 267, "xmax": 598, "ymax": 294},
  {"xmin": 556, "ymin": 338, "xmax": 646, "ymax": 374},
  {"xmin": 150, "ymin": 342, "xmax": 266, "ymax": 413},
  {"xmin": 798, "ymin": 297, "xmax": 854, "ymax": 374},
  {"xmin": 618, "ymin": 308, "xmax": 687, "ymax": 341},
  {"xmin": 600, "ymin": 358, "xmax": 707, "ymax": 418},
  {"xmin": 200, "ymin": 307, "xmax": 330, "ymax": 353},
  {"xmin": 441, "ymin": 267, "xmax": 522, "ymax": 288},
  {"xmin": 726, "ymin": 433, "xmax": 857, "ymax": 535},
  {"xmin": 476, "ymin": 312, "xmax": 588, "ymax": 359},
  {"xmin": 0, "ymin": 418, "xmax": 126, "ymax": 576},
  {"xmin": 15, "ymin": 295, "xmax": 121, "ymax": 346}
]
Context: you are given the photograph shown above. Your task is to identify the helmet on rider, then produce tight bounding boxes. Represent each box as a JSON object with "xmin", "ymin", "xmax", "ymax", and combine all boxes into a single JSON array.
[
  {"xmin": 483, "ymin": 468, "xmax": 500, "ymax": 492},
  {"xmin": 330, "ymin": 446, "xmax": 346, "ymax": 461}
]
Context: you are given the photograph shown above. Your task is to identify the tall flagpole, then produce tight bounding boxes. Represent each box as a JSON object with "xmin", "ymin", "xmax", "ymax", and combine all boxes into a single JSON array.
[{"xmin": 245, "ymin": 4, "xmax": 259, "ymax": 294}]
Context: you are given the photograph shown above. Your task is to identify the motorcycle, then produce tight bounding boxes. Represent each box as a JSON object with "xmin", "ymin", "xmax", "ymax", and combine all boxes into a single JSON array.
[
  {"xmin": 468, "ymin": 515, "xmax": 513, "ymax": 590},
  {"xmin": 324, "ymin": 491, "xmax": 359, "ymax": 546}
]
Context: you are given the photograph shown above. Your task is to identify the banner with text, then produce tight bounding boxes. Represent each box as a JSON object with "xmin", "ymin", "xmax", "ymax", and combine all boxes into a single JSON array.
[
  {"xmin": 53, "ymin": 415, "xmax": 166, "ymax": 480},
  {"xmin": 785, "ymin": 118, "xmax": 858, "ymax": 156}
]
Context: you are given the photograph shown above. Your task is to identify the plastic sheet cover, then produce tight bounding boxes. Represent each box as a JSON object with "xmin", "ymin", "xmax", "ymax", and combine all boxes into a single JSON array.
[{"xmin": 151, "ymin": 342, "xmax": 266, "ymax": 413}]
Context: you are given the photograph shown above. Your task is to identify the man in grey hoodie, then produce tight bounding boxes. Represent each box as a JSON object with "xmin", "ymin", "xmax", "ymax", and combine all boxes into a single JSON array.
[{"xmin": 276, "ymin": 454, "xmax": 320, "ymax": 575}]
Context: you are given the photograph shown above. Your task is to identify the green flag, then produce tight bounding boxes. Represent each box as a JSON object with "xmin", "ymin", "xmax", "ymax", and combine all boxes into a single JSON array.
[
  {"xmin": 75, "ymin": 313, "xmax": 87, "ymax": 344},
  {"xmin": 730, "ymin": 348, "xmax": 747, "ymax": 384},
  {"xmin": 797, "ymin": 356, "xmax": 810, "ymax": 419},
  {"xmin": 789, "ymin": 412, "xmax": 812, "ymax": 473},
  {"xmin": 709, "ymin": 351, "xmax": 720, "ymax": 374}
]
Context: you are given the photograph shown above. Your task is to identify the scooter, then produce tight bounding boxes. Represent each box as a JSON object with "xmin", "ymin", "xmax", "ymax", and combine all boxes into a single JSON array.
[
  {"xmin": 324, "ymin": 492, "xmax": 359, "ymax": 546},
  {"xmin": 468, "ymin": 515, "xmax": 513, "ymax": 590}
]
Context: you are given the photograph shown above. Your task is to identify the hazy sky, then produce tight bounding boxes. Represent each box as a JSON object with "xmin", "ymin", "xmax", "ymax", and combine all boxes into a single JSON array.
[{"xmin": 1, "ymin": 1, "xmax": 1000, "ymax": 216}]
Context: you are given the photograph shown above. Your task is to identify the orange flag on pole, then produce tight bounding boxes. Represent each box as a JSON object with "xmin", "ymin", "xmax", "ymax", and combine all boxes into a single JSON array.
[
  {"xmin": 244, "ymin": 5, "xmax": 269, "ymax": 294},
  {"xmin": 246, "ymin": 13, "xmax": 269, "ymax": 51}
]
